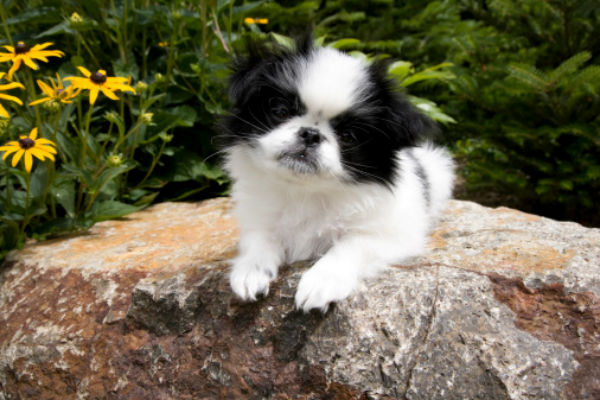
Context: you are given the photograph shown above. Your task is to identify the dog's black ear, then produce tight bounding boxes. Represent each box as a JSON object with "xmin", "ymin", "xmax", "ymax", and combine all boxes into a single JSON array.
[
  {"xmin": 228, "ymin": 33, "xmax": 315, "ymax": 106},
  {"xmin": 228, "ymin": 37, "xmax": 271, "ymax": 106},
  {"xmin": 367, "ymin": 59, "xmax": 438, "ymax": 147}
]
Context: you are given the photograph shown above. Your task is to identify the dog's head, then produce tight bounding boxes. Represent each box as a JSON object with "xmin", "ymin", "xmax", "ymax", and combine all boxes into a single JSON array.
[{"xmin": 221, "ymin": 37, "xmax": 433, "ymax": 186}]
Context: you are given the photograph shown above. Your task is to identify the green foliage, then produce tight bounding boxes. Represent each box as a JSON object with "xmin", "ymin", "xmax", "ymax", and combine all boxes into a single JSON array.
[
  {"xmin": 254, "ymin": 0, "xmax": 600, "ymax": 224},
  {"xmin": 400, "ymin": 0, "xmax": 600, "ymax": 223},
  {"xmin": 0, "ymin": 0, "xmax": 454, "ymax": 258},
  {"xmin": 0, "ymin": 0, "xmax": 243, "ymax": 257}
]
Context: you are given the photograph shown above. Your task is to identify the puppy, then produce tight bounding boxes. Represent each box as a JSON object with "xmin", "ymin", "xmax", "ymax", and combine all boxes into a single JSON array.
[{"xmin": 220, "ymin": 37, "xmax": 454, "ymax": 312}]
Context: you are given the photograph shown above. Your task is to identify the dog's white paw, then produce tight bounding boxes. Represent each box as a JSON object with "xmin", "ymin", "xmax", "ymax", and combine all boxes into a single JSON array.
[
  {"xmin": 295, "ymin": 260, "xmax": 358, "ymax": 313},
  {"xmin": 230, "ymin": 260, "xmax": 277, "ymax": 301}
]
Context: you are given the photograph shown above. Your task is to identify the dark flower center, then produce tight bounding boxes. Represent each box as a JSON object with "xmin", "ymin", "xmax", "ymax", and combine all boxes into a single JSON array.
[
  {"xmin": 90, "ymin": 71, "xmax": 107, "ymax": 84},
  {"xmin": 18, "ymin": 138, "xmax": 35, "ymax": 149},
  {"xmin": 15, "ymin": 42, "xmax": 30, "ymax": 54}
]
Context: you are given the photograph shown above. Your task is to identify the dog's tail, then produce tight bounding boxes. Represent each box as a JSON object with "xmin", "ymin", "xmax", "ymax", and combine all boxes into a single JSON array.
[{"xmin": 410, "ymin": 144, "xmax": 455, "ymax": 219}]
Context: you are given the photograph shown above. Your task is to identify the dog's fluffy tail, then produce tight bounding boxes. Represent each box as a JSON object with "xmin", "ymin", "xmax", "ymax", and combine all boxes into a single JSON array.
[{"xmin": 411, "ymin": 144, "xmax": 455, "ymax": 219}]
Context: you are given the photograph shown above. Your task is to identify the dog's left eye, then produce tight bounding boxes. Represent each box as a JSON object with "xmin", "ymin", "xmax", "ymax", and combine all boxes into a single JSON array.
[
  {"xmin": 269, "ymin": 98, "xmax": 290, "ymax": 120},
  {"xmin": 339, "ymin": 130, "xmax": 357, "ymax": 144}
]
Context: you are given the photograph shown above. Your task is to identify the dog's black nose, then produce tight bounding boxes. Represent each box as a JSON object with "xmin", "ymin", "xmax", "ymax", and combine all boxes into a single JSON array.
[{"xmin": 299, "ymin": 127, "xmax": 323, "ymax": 147}]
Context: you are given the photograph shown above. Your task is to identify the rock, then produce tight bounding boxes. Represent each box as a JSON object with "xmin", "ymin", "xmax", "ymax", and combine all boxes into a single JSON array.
[{"xmin": 0, "ymin": 198, "xmax": 599, "ymax": 399}]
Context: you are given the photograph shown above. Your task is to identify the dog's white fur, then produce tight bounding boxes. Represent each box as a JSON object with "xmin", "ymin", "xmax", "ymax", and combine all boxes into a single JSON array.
[{"xmin": 225, "ymin": 47, "xmax": 454, "ymax": 312}]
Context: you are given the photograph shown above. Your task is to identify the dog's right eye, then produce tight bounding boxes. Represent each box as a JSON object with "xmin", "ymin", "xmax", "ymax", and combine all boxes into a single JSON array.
[{"xmin": 269, "ymin": 98, "xmax": 290, "ymax": 120}]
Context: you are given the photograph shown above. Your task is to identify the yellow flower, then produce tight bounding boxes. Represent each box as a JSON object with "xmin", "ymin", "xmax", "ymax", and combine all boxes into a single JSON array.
[
  {"xmin": 69, "ymin": 12, "xmax": 83, "ymax": 25},
  {"xmin": 158, "ymin": 41, "xmax": 169, "ymax": 47},
  {"xmin": 244, "ymin": 17, "xmax": 268, "ymax": 24},
  {"xmin": 29, "ymin": 74, "xmax": 76, "ymax": 106},
  {"xmin": 0, "ymin": 72, "xmax": 25, "ymax": 118},
  {"xmin": 141, "ymin": 112, "xmax": 154, "ymax": 125},
  {"xmin": 64, "ymin": 66, "xmax": 136, "ymax": 105},
  {"xmin": 0, "ymin": 41, "xmax": 64, "ymax": 80},
  {"xmin": 0, "ymin": 127, "xmax": 57, "ymax": 172}
]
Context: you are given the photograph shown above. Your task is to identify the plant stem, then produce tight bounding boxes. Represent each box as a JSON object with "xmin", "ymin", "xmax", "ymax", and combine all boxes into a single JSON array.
[
  {"xmin": 0, "ymin": 5, "xmax": 13, "ymax": 47},
  {"xmin": 112, "ymin": 120, "xmax": 141, "ymax": 154},
  {"xmin": 4, "ymin": 172, "xmax": 11, "ymax": 213},
  {"xmin": 19, "ymin": 172, "xmax": 31, "ymax": 236},
  {"xmin": 25, "ymin": 70, "xmax": 41, "ymax": 128},
  {"xmin": 80, "ymin": 105, "xmax": 93, "ymax": 167},
  {"xmin": 134, "ymin": 139, "xmax": 166, "ymax": 189},
  {"xmin": 44, "ymin": 162, "xmax": 56, "ymax": 219}
]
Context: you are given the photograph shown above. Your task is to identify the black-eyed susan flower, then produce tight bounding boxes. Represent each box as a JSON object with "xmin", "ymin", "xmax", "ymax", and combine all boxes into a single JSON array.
[
  {"xmin": 29, "ymin": 74, "xmax": 76, "ymax": 108},
  {"xmin": 0, "ymin": 72, "xmax": 25, "ymax": 118},
  {"xmin": 64, "ymin": 67, "xmax": 136, "ymax": 105},
  {"xmin": 244, "ymin": 17, "xmax": 268, "ymax": 24},
  {"xmin": 0, "ymin": 41, "xmax": 64, "ymax": 80},
  {"xmin": 0, "ymin": 127, "xmax": 57, "ymax": 172}
]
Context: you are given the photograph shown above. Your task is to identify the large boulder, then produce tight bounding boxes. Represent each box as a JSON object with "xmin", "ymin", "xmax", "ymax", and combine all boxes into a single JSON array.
[{"xmin": 0, "ymin": 198, "xmax": 598, "ymax": 399}]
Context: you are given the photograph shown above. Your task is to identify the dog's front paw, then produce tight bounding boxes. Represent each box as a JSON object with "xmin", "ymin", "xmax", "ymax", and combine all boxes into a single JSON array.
[
  {"xmin": 295, "ymin": 260, "xmax": 358, "ymax": 313},
  {"xmin": 230, "ymin": 260, "xmax": 277, "ymax": 301}
]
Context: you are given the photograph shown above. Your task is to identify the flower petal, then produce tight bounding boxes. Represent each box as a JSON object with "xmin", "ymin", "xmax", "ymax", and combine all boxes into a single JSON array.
[
  {"xmin": 24, "ymin": 151, "xmax": 33, "ymax": 172},
  {"xmin": 7, "ymin": 58, "xmax": 21, "ymax": 80},
  {"xmin": 11, "ymin": 149, "xmax": 24, "ymax": 167},
  {"xmin": 77, "ymin": 66, "xmax": 92, "ymax": 77},
  {"xmin": 22, "ymin": 56, "xmax": 39, "ymax": 70},
  {"xmin": 30, "ymin": 127, "xmax": 38, "ymax": 140},
  {"xmin": 36, "ymin": 145, "xmax": 57, "ymax": 154},
  {"xmin": 36, "ymin": 50, "xmax": 64, "ymax": 57},
  {"xmin": 29, "ymin": 97, "xmax": 51, "ymax": 106},
  {"xmin": 1, "ymin": 146, "xmax": 20, "ymax": 160},
  {"xmin": 0, "ymin": 82, "xmax": 25, "ymax": 90},
  {"xmin": 36, "ymin": 80, "xmax": 54, "ymax": 96},
  {"xmin": 0, "ymin": 141, "xmax": 19, "ymax": 149},
  {"xmin": 100, "ymin": 87, "xmax": 119, "ymax": 100},
  {"xmin": 2, "ymin": 45, "xmax": 14, "ymax": 52},
  {"xmin": 89, "ymin": 87, "xmax": 99, "ymax": 104},
  {"xmin": 30, "ymin": 42, "xmax": 55, "ymax": 51},
  {"xmin": 107, "ymin": 83, "xmax": 136, "ymax": 94},
  {"xmin": 0, "ymin": 103, "xmax": 8, "ymax": 118},
  {"xmin": 35, "ymin": 138, "xmax": 57, "ymax": 146},
  {"xmin": 0, "ymin": 93, "xmax": 24, "ymax": 105},
  {"xmin": 30, "ymin": 147, "xmax": 47, "ymax": 161}
]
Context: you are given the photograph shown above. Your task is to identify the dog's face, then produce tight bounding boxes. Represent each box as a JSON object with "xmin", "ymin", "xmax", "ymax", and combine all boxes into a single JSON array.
[{"xmin": 221, "ymin": 39, "xmax": 432, "ymax": 186}]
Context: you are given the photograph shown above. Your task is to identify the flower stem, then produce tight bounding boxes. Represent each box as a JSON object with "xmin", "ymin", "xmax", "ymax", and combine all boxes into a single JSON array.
[
  {"xmin": 44, "ymin": 161, "xmax": 56, "ymax": 219},
  {"xmin": 4, "ymin": 172, "xmax": 11, "ymax": 213},
  {"xmin": 19, "ymin": 172, "xmax": 31, "ymax": 236},
  {"xmin": 134, "ymin": 139, "xmax": 166, "ymax": 189},
  {"xmin": 25, "ymin": 69, "xmax": 41, "ymax": 128},
  {"xmin": 80, "ymin": 105, "xmax": 93, "ymax": 168},
  {"xmin": 0, "ymin": 5, "xmax": 13, "ymax": 47},
  {"xmin": 51, "ymin": 111, "xmax": 66, "ymax": 163}
]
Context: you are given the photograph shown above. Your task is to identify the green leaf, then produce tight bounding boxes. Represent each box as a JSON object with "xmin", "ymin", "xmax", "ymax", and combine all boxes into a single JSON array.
[
  {"xmin": 29, "ymin": 164, "xmax": 48, "ymax": 201},
  {"xmin": 5, "ymin": 7, "xmax": 59, "ymax": 25},
  {"xmin": 88, "ymin": 200, "xmax": 144, "ymax": 222},
  {"xmin": 0, "ymin": 220, "xmax": 20, "ymax": 253},
  {"xmin": 172, "ymin": 151, "xmax": 227, "ymax": 183},
  {"xmin": 231, "ymin": 0, "xmax": 267, "ymax": 15},
  {"xmin": 51, "ymin": 177, "xmax": 76, "ymax": 218},
  {"xmin": 36, "ymin": 20, "xmax": 75, "ymax": 38},
  {"xmin": 270, "ymin": 33, "xmax": 294, "ymax": 49},
  {"xmin": 327, "ymin": 38, "xmax": 361, "ymax": 50},
  {"xmin": 401, "ymin": 70, "xmax": 455, "ymax": 87},
  {"xmin": 388, "ymin": 61, "xmax": 413, "ymax": 81}
]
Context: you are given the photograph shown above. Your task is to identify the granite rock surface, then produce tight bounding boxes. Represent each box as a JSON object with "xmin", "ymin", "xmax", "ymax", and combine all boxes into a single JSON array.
[{"xmin": 1, "ymin": 198, "xmax": 599, "ymax": 399}]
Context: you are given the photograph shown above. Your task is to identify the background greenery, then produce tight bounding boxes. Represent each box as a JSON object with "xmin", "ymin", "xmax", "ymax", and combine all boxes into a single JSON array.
[{"xmin": 0, "ymin": 0, "xmax": 598, "ymax": 258}]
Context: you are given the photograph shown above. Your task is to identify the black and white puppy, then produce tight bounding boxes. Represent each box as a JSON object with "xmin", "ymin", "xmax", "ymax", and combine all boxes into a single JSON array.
[{"xmin": 220, "ymin": 37, "xmax": 454, "ymax": 312}]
